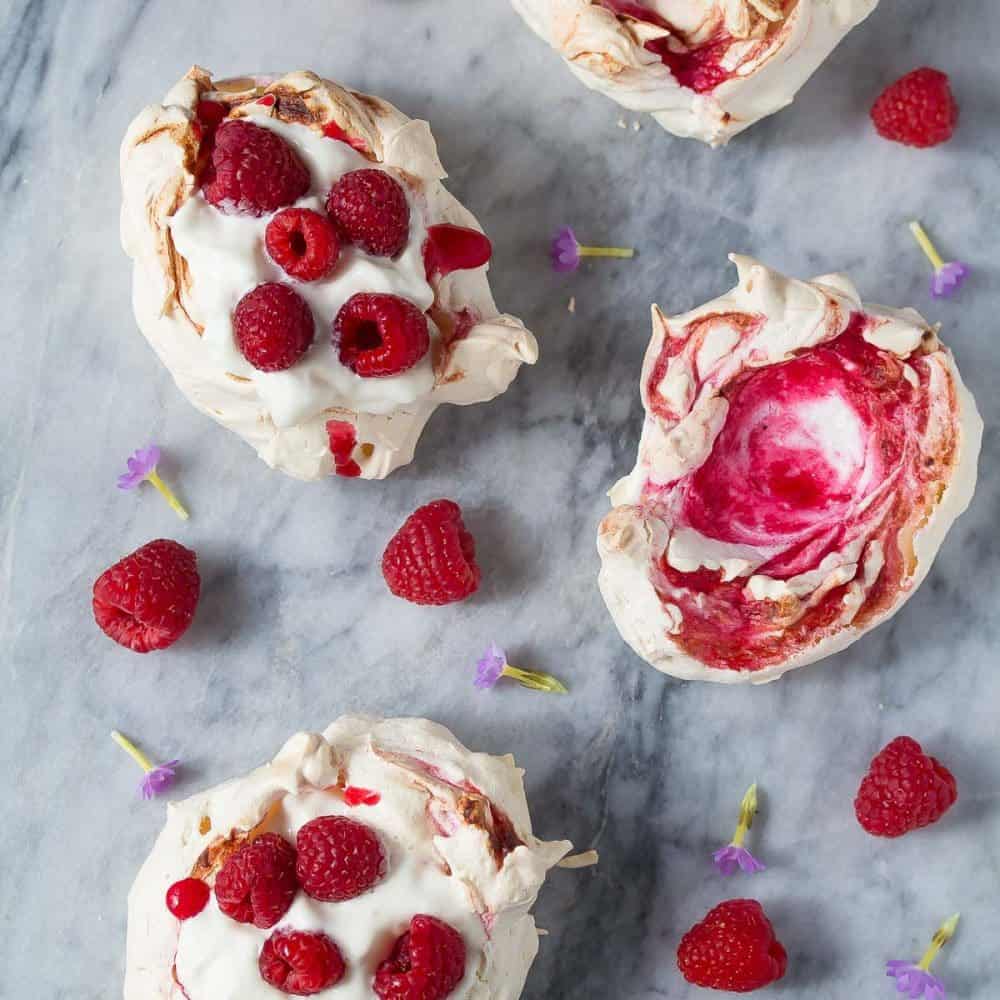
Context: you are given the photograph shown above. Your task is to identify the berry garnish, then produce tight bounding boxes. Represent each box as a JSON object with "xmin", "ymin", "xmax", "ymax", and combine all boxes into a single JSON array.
[
  {"xmin": 677, "ymin": 899, "xmax": 787, "ymax": 993},
  {"xmin": 265, "ymin": 208, "xmax": 341, "ymax": 282},
  {"xmin": 854, "ymin": 736, "xmax": 957, "ymax": 838},
  {"xmin": 423, "ymin": 224, "xmax": 493, "ymax": 279},
  {"xmin": 92, "ymin": 539, "xmax": 200, "ymax": 653},
  {"xmin": 165, "ymin": 878, "xmax": 210, "ymax": 920},
  {"xmin": 344, "ymin": 786, "xmax": 381, "ymax": 806},
  {"xmin": 202, "ymin": 119, "xmax": 310, "ymax": 216},
  {"xmin": 326, "ymin": 168, "xmax": 410, "ymax": 257},
  {"xmin": 233, "ymin": 283, "xmax": 315, "ymax": 372},
  {"xmin": 381, "ymin": 499, "xmax": 481, "ymax": 606},
  {"xmin": 870, "ymin": 68, "xmax": 959, "ymax": 148},
  {"xmin": 259, "ymin": 929, "xmax": 347, "ymax": 996},
  {"xmin": 374, "ymin": 915, "xmax": 466, "ymax": 1000},
  {"xmin": 296, "ymin": 815, "xmax": 386, "ymax": 902},
  {"xmin": 214, "ymin": 832, "xmax": 298, "ymax": 928},
  {"xmin": 326, "ymin": 419, "xmax": 362, "ymax": 478},
  {"xmin": 334, "ymin": 292, "xmax": 430, "ymax": 378},
  {"xmin": 195, "ymin": 100, "xmax": 227, "ymax": 136}
]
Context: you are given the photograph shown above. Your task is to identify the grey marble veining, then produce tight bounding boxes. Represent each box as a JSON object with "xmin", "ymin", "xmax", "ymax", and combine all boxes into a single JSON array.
[{"xmin": 1, "ymin": 1, "xmax": 998, "ymax": 997}]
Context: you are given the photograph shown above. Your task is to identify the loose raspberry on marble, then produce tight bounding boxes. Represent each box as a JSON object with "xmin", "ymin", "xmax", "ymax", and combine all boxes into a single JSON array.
[
  {"xmin": 326, "ymin": 168, "xmax": 410, "ymax": 257},
  {"xmin": 165, "ymin": 878, "xmax": 210, "ymax": 920},
  {"xmin": 202, "ymin": 119, "xmax": 310, "ymax": 216},
  {"xmin": 296, "ymin": 815, "xmax": 386, "ymax": 902},
  {"xmin": 92, "ymin": 539, "xmax": 200, "ymax": 653},
  {"xmin": 854, "ymin": 736, "xmax": 958, "ymax": 838},
  {"xmin": 233, "ymin": 282, "xmax": 315, "ymax": 372},
  {"xmin": 422, "ymin": 224, "xmax": 493, "ymax": 280},
  {"xmin": 214, "ymin": 832, "xmax": 298, "ymax": 928},
  {"xmin": 381, "ymin": 500, "xmax": 480, "ymax": 606},
  {"xmin": 259, "ymin": 929, "xmax": 347, "ymax": 996},
  {"xmin": 374, "ymin": 915, "xmax": 466, "ymax": 1000},
  {"xmin": 870, "ymin": 68, "xmax": 959, "ymax": 148},
  {"xmin": 334, "ymin": 292, "xmax": 430, "ymax": 378},
  {"xmin": 677, "ymin": 899, "xmax": 788, "ymax": 993},
  {"xmin": 265, "ymin": 208, "xmax": 341, "ymax": 282}
]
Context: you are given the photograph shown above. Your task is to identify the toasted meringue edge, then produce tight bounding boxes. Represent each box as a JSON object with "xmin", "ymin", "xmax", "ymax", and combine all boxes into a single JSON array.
[
  {"xmin": 596, "ymin": 255, "xmax": 983, "ymax": 684},
  {"xmin": 510, "ymin": 0, "xmax": 879, "ymax": 146},
  {"xmin": 124, "ymin": 715, "xmax": 574, "ymax": 1000},
  {"xmin": 121, "ymin": 68, "xmax": 538, "ymax": 481}
]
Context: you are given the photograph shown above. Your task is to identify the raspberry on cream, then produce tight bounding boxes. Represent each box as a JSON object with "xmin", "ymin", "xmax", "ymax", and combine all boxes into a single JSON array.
[
  {"xmin": 598, "ymin": 256, "xmax": 982, "ymax": 683},
  {"xmin": 510, "ymin": 0, "xmax": 879, "ymax": 145},
  {"xmin": 124, "ymin": 716, "xmax": 573, "ymax": 1000},
  {"xmin": 121, "ymin": 69, "xmax": 538, "ymax": 480}
]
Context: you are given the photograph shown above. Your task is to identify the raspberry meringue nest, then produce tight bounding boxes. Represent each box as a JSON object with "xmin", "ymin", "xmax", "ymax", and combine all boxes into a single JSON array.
[
  {"xmin": 598, "ymin": 256, "xmax": 982, "ymax": 683},
  {"xmin": 121, "ymin": 68, "xmax": 538, "ymax": 480},
  {"xmin": 125, "ymin": 716, "xmax": 574, "ymax": 1000},
  {"xmin": 511, "ymin": 0, "xmax": 879, "ymax": 145}
]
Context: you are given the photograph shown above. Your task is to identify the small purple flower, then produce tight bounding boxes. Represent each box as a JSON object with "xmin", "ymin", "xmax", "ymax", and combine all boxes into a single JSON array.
[
  {"xmin": 712, "ymin": 844, "xmax": 766, "ymax": 876},
  {"xmin": 118, "ymin": 445, "xmax": 161, "ymax": 490},
  {"xmin": 475, "ymin": 642, "xmax": 507, "ymax": 690},
  {"xmin": 551, "ymin": 227, "xmax": 582, "ymax": 273},
  {"xmin": 931, "ymin": 261, "xmax": 969, "ymax": 300},
  {"xmin": 140, "ymin": 761, "xmax": 180, "ymax": 800},
  {"xmin": 886, "ymin": 962, "xmax": 947, "ymax": 1000}
]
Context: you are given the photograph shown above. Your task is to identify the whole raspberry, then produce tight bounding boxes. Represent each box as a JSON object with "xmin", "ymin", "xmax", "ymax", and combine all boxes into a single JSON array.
[
  {"xmin": 870, "ymin": 68, "xmax": 959, "ymax": 148},
  {"xmin": 854, "ymin": 736, "xmax": 958, "ymax": 838},
  {"xmin": 259, "ymin": 929, "xmax": 347, "ymax": 996},
  {"xmin": 381, "ymin": 500, "xmax": 480, "ymax": 606},
  {"xmin": 214, "ymin": 832, "xmax": 298, "ymax": 928},
  {"xmin": 296, "ymin": 815, "xmax": 386, "ymax": 902},
  {"xmin": 92, "ymin": 539, "xmax": 200, "ymax": 653},
  {"xmin": 374, "ymin": 915, "xmax": 466, "ymax": 1000},
  {"xmin": 165, "ymin": 878, "xmax": 210, "ymax": 920},
  {"xmin": 202, "ymin": 119, "xmax": 311, "ymax": 216},
  {"xmin": 233, "ymin": 283, "xmax": 315, "ymax": 372},
  {"xmin": 326, "ymin": 169, "xmax": 410, "ymax": 257},
  {"xmin": 334, "ymin": 293, "xmax": 430, "ymax": 378},
  {"xmin": 677, "ymin": 899, "xmax": 787, "ymax": 993},
  {"xmin": 265, "ymin": 208, "xmax": 341, "ymax": 282}
]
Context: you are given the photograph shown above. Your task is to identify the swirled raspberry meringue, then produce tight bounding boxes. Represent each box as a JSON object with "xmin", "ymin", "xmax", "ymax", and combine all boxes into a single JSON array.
[
  {"xmin": 511, "ymin": 0, "xmax": 878, "ymax": 145},
  {"xmin": 598, "ymin": 256, "xmax": 982, "ymax": 683},
  {"xmin": 121, "ymin": 68, "xmax": 537, "ymax": 480},
  {"xmin": 125, "ymin": 715, "xmax": 573, "ymax": 999}
]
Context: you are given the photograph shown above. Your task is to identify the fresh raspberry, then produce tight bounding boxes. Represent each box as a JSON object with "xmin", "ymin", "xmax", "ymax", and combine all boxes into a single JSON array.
[
  {"xmin": 381, "ymin": 500, "xmax": 480, "ymax": 606},
  {"xmin": 334, "ymin": 293, "xmax": 430, "ymax": 378},
  {"xmin": 233, "ymin": 283, "xmax": 315, "ymax": 372},
  {"xmin": 296, "ymin": 815, "xmax": 386, "ymax": 902},
  {"xmin": 265, "ymin": 208, "xmax": 341, "ymax": 282},
  {"xmin": 422, "ymin": 224, "xmax": 493, "ymax": 280},
  {"xmin": 326, "ymin": 169, "xmax": 410, "ymax": 257},
  {"xmin": 92, "ymin": 539, "xmax": 200, "ymax": 653},
  {"xmin": 870, "ymin": 68, "xmax": 959, "ymax": 148},
  {"xmin": 854, "ymin": 736, "xmax": 958, "ymax": 838},
  {"xmin": 165, "ymin": 878, "xmax": 210, "ymax": 920},
  {"xmin": 374, "ymin": 915, "xmax": 466, "ymax": 1000},
  {"xmin": 677, "ymin": 899, "xmax": 788, "ymax": 993},
  {"xmin": 202, "ymin": 119, "xmax": 310, "ymax": 216},
  {"xmin": 259, "ymin": 930, "xmax": 347, "ymax": 996},
  {"xmin": 214, "ymin": 832, "xmax": 298, "ymax": 928}
]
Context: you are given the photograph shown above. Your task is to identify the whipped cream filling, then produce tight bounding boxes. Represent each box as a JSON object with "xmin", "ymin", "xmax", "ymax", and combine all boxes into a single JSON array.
[
  {"xmin": 125, "ymin": 716, "xmax": 572, "ymax": 1000},
  {"xmin": 598, "ymin": 256, "xmax": 982, "ymax": 683}
]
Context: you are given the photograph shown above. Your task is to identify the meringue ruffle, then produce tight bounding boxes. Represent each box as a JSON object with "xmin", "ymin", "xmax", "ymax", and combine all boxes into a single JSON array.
[{"xmin": 598, "ymin": 256, "xmax": 982, "ymax": 683}]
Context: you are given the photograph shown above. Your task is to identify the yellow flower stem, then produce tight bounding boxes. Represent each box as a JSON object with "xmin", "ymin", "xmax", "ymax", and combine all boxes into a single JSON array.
[
  {"xmin": 917, "ymin": 914, "xmax": 960, "ymax": 972},
  {"xmin": 577, "ymin": 245, "xmax": 636, "ymax": 260},
  {"xmin": 501, "ymin": 665, "xmax": 569, "ymax": 694},
  {"xmin": 112, "ymin": 730, "xmax": 154, "ymax": 774},
  {"xmin": 731, "ymin": 783, "xmax": 759, "ymax": 848},
  {"xmin": 909, "ymin": 221, "xmax": 945, "ymax": 271},
  {"xmin": 147, "ymin": 468, "xmax": 190, "ymax": 521}
]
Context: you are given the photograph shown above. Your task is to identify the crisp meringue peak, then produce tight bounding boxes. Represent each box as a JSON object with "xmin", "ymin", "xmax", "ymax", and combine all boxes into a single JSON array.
[
  {"xmin": 124, "ymin": 716, "xmax": 573, "ymax": 1000},
  {"xmin": 120, "ymin": 68, "xmax": 538, "ymax": 481},
  {"xmin": 598, "ymin": 256, "xmax": 982, "ymax": 683},
  {"xmin": 510, "ymin": 0, "xmax": 879, "ymax": 145}
]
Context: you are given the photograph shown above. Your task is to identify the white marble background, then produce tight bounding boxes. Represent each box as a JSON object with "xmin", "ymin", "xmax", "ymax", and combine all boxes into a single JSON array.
[{"xmin": 1, "ymin": 1, "xmax": 998, "ymax": 997}]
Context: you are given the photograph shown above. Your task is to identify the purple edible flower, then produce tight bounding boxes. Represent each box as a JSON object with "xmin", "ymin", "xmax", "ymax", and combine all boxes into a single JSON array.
[
  {"xmin": 886, "ymin": 962, "xmax": 947, "ymax": 1000},
  {"xmin": 712, "ymin": 844, "xmax": 766, "ymax": 876},
  {"xmin": 118, "ymin": 444, "xmax": 161, "ymax": 490},
  {"xmin": 550, "ymin": 226, "xmax": 635, "ymax": 273},
  {"xmin": 140, "ymin": 760, "xmax": 180, "ymax": 801},
  {"xmin": 475, "ymin": 642, "xmax": 508, "ymax": 690},
  {"xmin": 931, "ymin": 261, "xmax": 969, "ymax": 300}
]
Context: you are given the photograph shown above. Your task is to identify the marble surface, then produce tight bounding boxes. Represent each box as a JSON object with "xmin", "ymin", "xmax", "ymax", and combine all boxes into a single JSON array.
[{"xmin": 1, "ymin": 1, "xmax": 998, "ymax": 997}]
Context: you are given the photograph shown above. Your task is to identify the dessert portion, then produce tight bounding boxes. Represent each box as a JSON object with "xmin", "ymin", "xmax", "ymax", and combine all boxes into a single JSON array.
[
  {"xmin": 599, "ymin": 256, "xmax": 982, "ymax": 683},
  {"xmin": 510, "ymin": 0, "xmax": 879, "ymax": 145},
  {"xmin": 125, "ymin": 715, "xmax": 572, "ymax": 999},
  {"xmin": 121, "ymin": 68, "xmax": 537, "ymax": 481}
]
